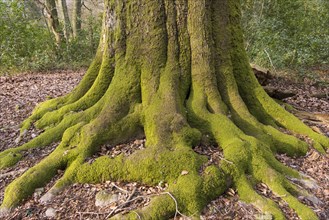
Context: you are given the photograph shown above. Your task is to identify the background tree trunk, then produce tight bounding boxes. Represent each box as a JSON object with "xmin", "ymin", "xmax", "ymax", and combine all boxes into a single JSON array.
[
  {"xmin": 72, "ymin": 0, "xmax": 82, "ymax": 38},
  {"xmin": 57, "ymin": 0, "xmax": 73, "ymax": 41},
  {"xmin": 45, "ymin": 0, "xmax": 63, "ymax": 45}
]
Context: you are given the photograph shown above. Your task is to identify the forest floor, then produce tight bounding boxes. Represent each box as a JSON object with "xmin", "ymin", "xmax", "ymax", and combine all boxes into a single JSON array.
[{"xmin": 0, "ymin": 69, "xmax": 328, "ymax": 220}]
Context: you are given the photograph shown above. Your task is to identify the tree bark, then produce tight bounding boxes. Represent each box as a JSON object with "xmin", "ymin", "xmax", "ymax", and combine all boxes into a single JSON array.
[
  {"xmin": 57, "ymin": 0, "xmax": 73, "ymax": 41},
  {"xmin": 1, "ymin": 0, "xmax": 328, "ymax": 219},
  {"xmin": 44, "ymin": 0, "xmax": 63, "ymax": 45},
  {"xmin": 72, "ymin": 0, "xmax": 82, "ymax": 38}
]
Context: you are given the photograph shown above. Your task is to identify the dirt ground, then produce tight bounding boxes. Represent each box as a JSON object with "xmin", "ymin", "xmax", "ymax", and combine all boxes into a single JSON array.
[{"xmin": 0, "ymin": 70, "xmax": 328, "ymax": 219}]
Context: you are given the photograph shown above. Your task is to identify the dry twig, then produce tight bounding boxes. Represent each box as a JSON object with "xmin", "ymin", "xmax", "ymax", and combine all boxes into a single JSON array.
[{"xmin": 162, "ymin": 192, "xmax": 190, "ymax": 219}]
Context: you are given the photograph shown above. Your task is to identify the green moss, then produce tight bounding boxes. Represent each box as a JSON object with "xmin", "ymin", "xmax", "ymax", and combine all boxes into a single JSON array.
[
  {"xmin": 75, "ymin": 155, "xmax": 125, "ymax": 183},
  {"xmin": 20, "ymin": 53, "xmax": 103, "ymax": 133},
  {"xmin": 235, "ymin": 175, "xmax": 285, "ymax": 220},
  {"xmin": 261, "ymin": 148, "xmax": 300, "ymax": 178},
  {"xmin": 76, "ymin": 142, "xmax": 229, "ymax": 218},
  {"xmin": 191, "ymin": 97, "xmax": 311, "ymax": 219},
  {"xmin": 275, "ymin": 100, "xmax": 296, "ymax": 112},
  {"xmin": 0, "ymin": 150, "xmax": 65, "ymax": 209},
  {"xmin": 249, "ymin": 153, "xmax": 318, "ymax": 219},
  {"xmin": 170, "ymin": 174, "xmax": 204, "ymax": 215},
  {"xmin": 0, "ymin": 123, "xmax": 86, "ymax": 208},
  {"xmin": 0, "ymin": 113, "xmax": 91, "ymax": 169},
  {"xmin": 257, "ymin": 165, "xmax": 318, "ymax": 220},
  {"xmin": 223, "ymin": 138, "xmax": 252, "ymax": 170},
  {"xmin": 124, "ymin": 147, "xmax": 205, "ymax": 184},
  {"xmin": 173, "ymin": 126, "xmax": 201, "ymax": 147},
  {"xmin": 224, "ymin": 0, "xmax": 329, "ymax": 152},
  {"xmin": 202, "ymin": 165, "xmax": 228, "ymax": 200},
  {"xmin": 0, "ymin": 151, "xmax": 22, "ymax": 169},
  {"xmin": 35, "ymin": 49, "xmax": 114, "ymax": 130},
  {"xmin": 111, "ymin": 194, "xmax": 176, "ymax": 220},
  {"xmin": 75, "ymin": 147, "xmax": 203, "ymax": 185}
]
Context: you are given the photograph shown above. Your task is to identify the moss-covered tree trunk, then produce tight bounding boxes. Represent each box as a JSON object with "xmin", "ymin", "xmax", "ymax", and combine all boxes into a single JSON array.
[{"xmin": 1, "ymin": 0, "xmax": 328, "ymax": 219}]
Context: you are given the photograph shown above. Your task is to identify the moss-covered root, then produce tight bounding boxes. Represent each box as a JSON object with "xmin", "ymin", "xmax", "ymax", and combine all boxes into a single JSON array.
[
  {"xmin": 215, "ymin": 137, "xmax": 285, "ymax": 219},
  {"xmin": 231, "ymin": 142, "xmax": 318, "ymax": 220},
  {"xmin": 252, "ymin": 159, "xmax": 318, "ymax": 220},
  {"xmin": 1, "ymin": 103, "xmax": 143, "ymax": 210},
  {"xmin": 0, "ymin": 151, "xmax": 23, "ymax": 170},
  {"xmin": 0, "ymin": 109, "xmax": 93, "ymax": 170},
  {"xmin": 235, "ymin": 174, "xmax": 285, "ymax": 219},
  {"xmin": 224, "ymin": 0, "xmax": 329, "ymax": 152},
  {"xmin": 110, "ymin": 194, "xmax": 176, "ymax": 220},
  {"xmin": 0, "ymin": 87, "xmax": 111, "ymax": 170},
  {"xmin": 236, "ymin": 69, "xmax": 329, "ymax": 152},
  {"xmin": 0, "ymin": 123, "xmax": 84, "ymax": 211},
  {"xmin": 34, "ymin": 56, "xmax": 114, "ymax": 130},
  {"xmin": 40, "ymin": 157, "xmax": 86, "ymax": 203},
  {"xmin": 0, "ymin": 150, "xmax": 64, "ymax": 211},
  {"xmin": 74, "ymin": 144, "xmax": 229, "ymax": 219},
  {"xmin": 20, "ymin": 56, "xmax": 103, "ymax": 133},
  {"xmin": 0, "ymin": 123, "xmax": 69, "ymax": 169},
  {"xmin": 200, "ymin": 111, "xmax": 317, "ymax": 219},
  {"xmin": 252, "ymin": 88, "xmax": 329, "ymax": 153},
  {"xmin": 113, "ymin": 165, "xmax": 229, "ymax": 219}
]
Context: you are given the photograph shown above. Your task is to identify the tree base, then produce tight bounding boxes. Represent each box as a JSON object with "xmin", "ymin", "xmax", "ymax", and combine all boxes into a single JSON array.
[{"xmin": 1, "ymin": 0, "xmax": 329, "ymax": 219}]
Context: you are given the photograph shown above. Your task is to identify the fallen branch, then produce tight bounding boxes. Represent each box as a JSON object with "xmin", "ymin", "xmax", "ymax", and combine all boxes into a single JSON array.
[
  {"xmin": 263, "ymin": 86, "xmax": 296, "ymax": 100},
  {"xmin": 126, "ymin": 187, "xmax": 137, "ymax": 201},
  {"xmin": 311, "ymin": 92, "xmax": 329, "ymax": 99},
  {"xmin": 251, "ymin": 63, "xmax": 273, "ymax": 86},
  {"xmin": 295, "ymin": 111, "xmax": 329, "ymax": 124}
]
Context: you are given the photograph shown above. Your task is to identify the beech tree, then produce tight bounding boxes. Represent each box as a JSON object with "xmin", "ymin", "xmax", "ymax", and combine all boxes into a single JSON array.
[{"xmin": 1, "ymin": 0, "xmax": 328, "ymax": 219}]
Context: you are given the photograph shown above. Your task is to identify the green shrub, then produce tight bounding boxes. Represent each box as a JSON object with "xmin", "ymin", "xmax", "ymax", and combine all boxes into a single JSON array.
[
  {"xmin": 0, "ymin": 0, "xmax": 101, "ymax": 74},
  {"xmin": 242, "ymin": 0, "xmax": 329, "ymax": 69}
]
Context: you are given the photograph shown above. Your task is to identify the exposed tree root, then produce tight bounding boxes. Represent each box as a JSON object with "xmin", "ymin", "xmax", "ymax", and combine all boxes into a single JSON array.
[
  {"xmin": 1, "ymin": 71, "xmax": 327, "ymax": 219},
  {"xmin": 1, "ymin": 0, "xmax": 329, "ymax": 219},
  {"xmin": 19, "ymin": 54, "xmax": 104, "ymax": 133}
]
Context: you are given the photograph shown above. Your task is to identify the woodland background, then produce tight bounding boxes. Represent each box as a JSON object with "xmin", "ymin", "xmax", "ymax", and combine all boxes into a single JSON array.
[{"xmin": 0, "ymin": 0, "xmax": 328, "ymax": 77}]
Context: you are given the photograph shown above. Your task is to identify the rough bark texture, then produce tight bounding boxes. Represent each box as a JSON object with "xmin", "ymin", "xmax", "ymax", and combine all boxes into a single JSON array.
[
  {"xmin": 72, "ymin": 0, "xmax": 82, "ymax": 38},
  {"xmin": 45, "ymin": 0, "xmax": 63, "ymax": 45},
  {"xmin": 57, "ymin": 0, "xmax": 73, "ymax": 41},
  {"xmin": 1, "ymin": 0, "xmax": 328, "ymax": 219}
]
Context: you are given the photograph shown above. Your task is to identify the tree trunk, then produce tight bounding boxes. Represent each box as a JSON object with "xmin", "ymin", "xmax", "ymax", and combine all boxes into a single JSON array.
[
  {"xmin": 72, "ymin": 0, "xmax": 82, "ymax": 38},
  {"xmin": 57, "ymin": 0, "xmax": 73, "ymax": 41},
  {"xmin": 1, "ymin": 0, "xmax": 328, "ymax": 219},
  {"xmin": 44, "ymin": 0, "xmax": 63, "ymax": 45}
]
